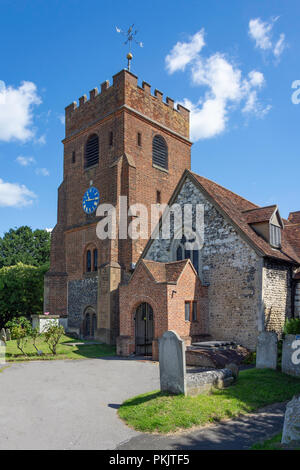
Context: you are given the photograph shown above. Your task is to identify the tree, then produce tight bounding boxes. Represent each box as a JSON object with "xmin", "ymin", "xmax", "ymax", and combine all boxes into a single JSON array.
[
  {"xmin": 44, "ymin": 323, "xmax": 65, "ymax": 355},
  {"xmin": 0, "ymin": 226, "xmax": 51, "ymax": 268},
  {"xmin": 0, "ymin": 263, "xmax": 49, "ymax": 327}
]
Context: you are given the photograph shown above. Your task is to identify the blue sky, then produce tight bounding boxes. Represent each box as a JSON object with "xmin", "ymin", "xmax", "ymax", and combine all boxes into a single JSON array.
[{"xmin": 0, "ymin": 0, "xmax": 299, "ymax": 236}]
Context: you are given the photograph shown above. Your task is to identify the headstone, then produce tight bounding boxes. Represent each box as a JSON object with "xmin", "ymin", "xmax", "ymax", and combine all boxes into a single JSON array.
[
  {"xmin": 159, "ymin": 330, "xmax": 186, "ymax": 395},
  {"xmin": 0, "ymin": 339, "xmax": 5, "ymax": 365},
  {"xmin": 6, "ymin": 329, "xmax": 11, "ymax": 341},
  {"xmin": 256, "ymin": 331, "xmax": 278, "ymax": 369},
  {"xmin": 282, "ymin": 334, "xmax": 300, "ymax": 377},
  {"xmin": 282, "ymin": 395, "xmax": 300, "ymax": 444},
  {"xmin": 0, "ymin": 328, "xmax": 6, "ymax": 344}
]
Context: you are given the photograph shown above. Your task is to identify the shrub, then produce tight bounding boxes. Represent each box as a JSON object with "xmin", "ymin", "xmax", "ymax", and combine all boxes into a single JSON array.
[
  {"xmin": 0, "ymin": 263, "xmax": 48, "ymax": 328},
  {"xmin": 44, "ymin": 323, "xmax": 65, "ymax": 355},
  {"xmin": 8, "ymin": 317, "xmax": 33, "ymax": 356},
  {"xmin": 283, "ymin": 318, "xmax": 300, "ymax": 335}
]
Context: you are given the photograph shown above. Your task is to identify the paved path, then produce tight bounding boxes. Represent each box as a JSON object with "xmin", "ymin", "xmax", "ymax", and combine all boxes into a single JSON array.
[
  {"xmin": 117, "ymin": 402, "xmax": 286, "ymax": 450},
  {"xmin": 0, "ymin": 358, "xmax": 159, "ymax": 450},
  {"xmin": 0, "ymin": 359, "xmax": 286, "ymax": 450}
]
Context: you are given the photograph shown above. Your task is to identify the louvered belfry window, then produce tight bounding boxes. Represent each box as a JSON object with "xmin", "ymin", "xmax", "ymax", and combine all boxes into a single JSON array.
[
  {"xmin": 85, "ymin": 134, "xmax": 99, "ymax": 168},
  {"xmin": 152, "ymin": 135, "xmax": 168, "ymax": 169}
]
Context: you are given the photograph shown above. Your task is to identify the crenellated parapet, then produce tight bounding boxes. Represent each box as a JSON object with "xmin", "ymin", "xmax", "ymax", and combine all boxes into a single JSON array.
[{"xmin": 65, "ymin": 69, "xmax": 190, "ymax": 140}]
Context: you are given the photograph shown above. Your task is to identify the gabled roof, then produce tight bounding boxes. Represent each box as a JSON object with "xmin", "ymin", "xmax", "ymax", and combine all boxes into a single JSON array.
[
  {"xmin": 189, "ymin": 171, "xmax": 300, "ymax": 265},
  {"xmin": 142, "ymin": 259, "xmax": 194, "ymax": 284},
  {"xmin": 141, "ymin": 169, "xmax": 300, "ymax": 266},
  {"xmin": 242, "ymin": 205, "xmax": 278, "ymax": 224}
]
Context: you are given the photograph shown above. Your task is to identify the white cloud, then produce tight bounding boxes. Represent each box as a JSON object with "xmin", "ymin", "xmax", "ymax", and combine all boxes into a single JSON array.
[
  {"xmin": 58, "ymin": 114, "xmax": 65, "ymax": 125},
  {"xmin": 165, "ymin": 29, "xmax": 205, "ymax": 73},
  {"xmin": 0, "ymin": 178, "xmax": 36, "ymax": 207},
  {"xmin": 35, "ymin": 167, "xmax": 50, "ymax": 176},
  {"xmin": 0, "ymin": 80, "xmax": 41, "ymax": 142},
  {"xmin": 34, "ymin": 134, "xmax": 46, "ymax": 145},
  {"xmin": 45, "ymin": 228, "xmax": 53, "ymax": 233},
  {"xmin": 274, "ymin": 33, "xmax": 286, "ymax": 58},
  {"xmin": 166, "ymin": 31, "xmax": 270, "ymax": 141},
  {"xmin": 16, "ymin": 155, "xmax": 36, "ymax": 166},
  {"xmin": 248, "ymin": 17, "xmax": 286, "ymax": 59}
]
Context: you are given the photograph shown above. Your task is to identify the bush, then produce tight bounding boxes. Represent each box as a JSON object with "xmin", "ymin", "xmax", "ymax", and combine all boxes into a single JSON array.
[
  {"xmin": 44, "ymin": 323, "xmax": 65, "ymax": 355},
  {"xmin": 283, "ymin": 318, "xmax": 300, "ymax": 335},
  {"xmin": 0, "ymin": 263, "xmax": 48, "ymax": 328},
  {"xmin": 7, "ymin": 317, "xmax": 32, "ymax": 356}
]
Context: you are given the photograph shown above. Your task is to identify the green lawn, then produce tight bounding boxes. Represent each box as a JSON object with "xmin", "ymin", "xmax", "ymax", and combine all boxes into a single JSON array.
[
  {"xmin": 251, "ymin": 433, "xmax": 300, "ymax": 450},
  {"xmin": 118, "ymin": 369, "xmax": 300, "ymax": 434},
  {"xmin": 251, "ymin": 433, "xmax": 282, "ymax": 450},
  {"xmin": 5, "ymin": 334, "xmax": 115, "ymax": 362}
]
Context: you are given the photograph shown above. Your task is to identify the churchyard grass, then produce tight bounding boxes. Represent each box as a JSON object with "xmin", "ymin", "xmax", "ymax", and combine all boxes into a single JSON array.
[
  {"xmin": 251, "ymin": 433, "xmax": 282, "ymax": 450},
  {"xmin": 251, "ymin": 433, "xmax": 300, "ymax": 450},
  {"xmin": 118, "ymin": 368, "xmax": 300, "ymax": 433},
  {"xmin": 5, "ymin": 334, "xmax": 115, "ymax": 361}
]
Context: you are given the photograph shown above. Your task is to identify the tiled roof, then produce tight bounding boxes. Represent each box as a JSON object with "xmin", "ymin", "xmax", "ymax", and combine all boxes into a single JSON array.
[
  {"xmin": 242, "ymin": 205, "xmax": 277, "ymax": 224},
  {"xmin": 189, "ymin": 171, "xmax": 300, "ymax": 265},
  {"xmin": 288, "ymin": 211, "xmax": 300, "ymax": 224},
  {"xmin": 142, "ymin": 259, "xmax": 191, "ymax": 283}
]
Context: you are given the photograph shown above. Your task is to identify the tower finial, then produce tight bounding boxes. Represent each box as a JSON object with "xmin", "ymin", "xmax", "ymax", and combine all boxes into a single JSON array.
[{"xmin": 116, "ymin": 24, "xmax": 143, "ymax": 71}]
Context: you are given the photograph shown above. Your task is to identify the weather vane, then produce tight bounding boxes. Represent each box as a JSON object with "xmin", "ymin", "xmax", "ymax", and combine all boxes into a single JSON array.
[{"xmin": 116, "ymin": 24, "xmax": 143, "ymax": 72}]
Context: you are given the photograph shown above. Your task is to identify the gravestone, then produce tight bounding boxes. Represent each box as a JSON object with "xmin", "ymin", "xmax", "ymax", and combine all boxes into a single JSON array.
[
  {"xmin": 159, "ymin": 330, "xmax": 186, "ymax": 395},
  {"xmin": 0, "ymin": 339, "xmax": 5, "ymax": 365},
  {"xmin": 6, "ymin": 329, "xmax": 11, "ymax": 341},
  {"xmin": 0, "ymin": 328, "xmax": 6, "ymax": 344},
  {"xmin": 282, "ymin": 395, "xmax": 300, "ymax": 444},
  {"xmin": 282, "ymin": 334, "xmax": 300, "ymax": 377},
  {"xmin": 256, "ymin": 331, "xmax": 278, "ymax": 369}
]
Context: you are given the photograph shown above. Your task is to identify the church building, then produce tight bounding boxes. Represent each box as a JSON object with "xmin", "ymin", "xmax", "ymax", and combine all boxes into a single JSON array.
[{"xmin": 45, "ymin": 68, "xmax": 300, "ymax": 358}]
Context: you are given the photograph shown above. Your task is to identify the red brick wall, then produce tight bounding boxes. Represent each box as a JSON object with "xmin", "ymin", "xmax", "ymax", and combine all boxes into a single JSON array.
[
  {"xmin": 46, "ymin": 69, "xmax": 191, "ymax": 326},
  {"xmin": 118, "ymin": 261, "xmax": 208, "ymax": 359}
]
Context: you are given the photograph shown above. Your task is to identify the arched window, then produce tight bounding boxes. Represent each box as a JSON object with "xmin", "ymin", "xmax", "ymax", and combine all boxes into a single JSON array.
[
  {"xmin": 85, "ymin": 134, "xmax": 99, "ymax": 168},
  {"xmin": 86, "ymin": 250, "xmax": 92, "ymax": 272},
  {"xmin": 152, "ymin": 135, "xmax": 168, "ymax": 169},
  {"xmin": 93, "ymin": 249, "xmax": 98, "ymax": 271},
  {"xmin": 176, "ymin": 235, "xmax": 200, "ymax": 274}
]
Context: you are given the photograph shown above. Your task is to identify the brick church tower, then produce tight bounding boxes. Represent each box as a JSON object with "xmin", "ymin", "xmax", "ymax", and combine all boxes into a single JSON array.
[{"xmin": 44, "ymin": 69, "xmax": 191, "ymax": 344}]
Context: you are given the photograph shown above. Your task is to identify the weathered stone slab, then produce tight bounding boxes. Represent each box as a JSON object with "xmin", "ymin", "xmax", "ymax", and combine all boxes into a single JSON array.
[
  {"xmin": 159, "ymin": 330, "xmax": 186, "ymax": 395},
  {"xmin": 0, "ymin": 339, "xmax": 5, "ymax": 365},
  {"xmin": 282, "ymin": 334, "xmax": 300, "ymax": 377},
  {"xmin": 186, "ymin": 368, "xmax": 234, "ymax": 396},
  {"xmin": 6, "ymin": 328, "xmax": 11, "ymax": 341},
  {"xmin": 0, "ymin": 328, "xmax": 6, "ymax": 344},
  {"xmin": 256, "ymin": 331, "xmax": 278, "ymax": 369},
  {"xmin": 282, "ymin": 395, "xmax": 300, "ymax": 444}
]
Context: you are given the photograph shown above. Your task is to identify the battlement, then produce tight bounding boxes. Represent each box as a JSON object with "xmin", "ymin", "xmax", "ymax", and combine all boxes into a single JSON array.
[{"xmin": 65, "ymin": 69, "xmax": 190, "ymax": 140}]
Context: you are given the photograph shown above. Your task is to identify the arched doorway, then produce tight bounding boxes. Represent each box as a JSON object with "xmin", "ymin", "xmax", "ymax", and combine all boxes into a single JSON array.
[
  {"xmin": 83, "ymin": 307, "xmax": 97, "ymax": 339},
  {"xmin": 134, "ymin": 303, "xmax": 154, "ymax": 356}
]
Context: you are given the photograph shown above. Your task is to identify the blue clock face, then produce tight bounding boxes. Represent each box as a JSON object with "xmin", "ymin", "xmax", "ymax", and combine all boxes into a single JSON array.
[{"xmin": 82, "ymin": 187, "xmax": 100, "ymax": 214}]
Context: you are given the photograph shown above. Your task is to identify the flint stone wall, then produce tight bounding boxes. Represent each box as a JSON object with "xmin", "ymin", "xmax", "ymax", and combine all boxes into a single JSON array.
[
  {"xmin": 67, "ymin": 277, "xmax": 98, "ymax": 330},
  {"xmin": 146, "ymin": 179, "xmax": 261, "ymax": 350}
]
